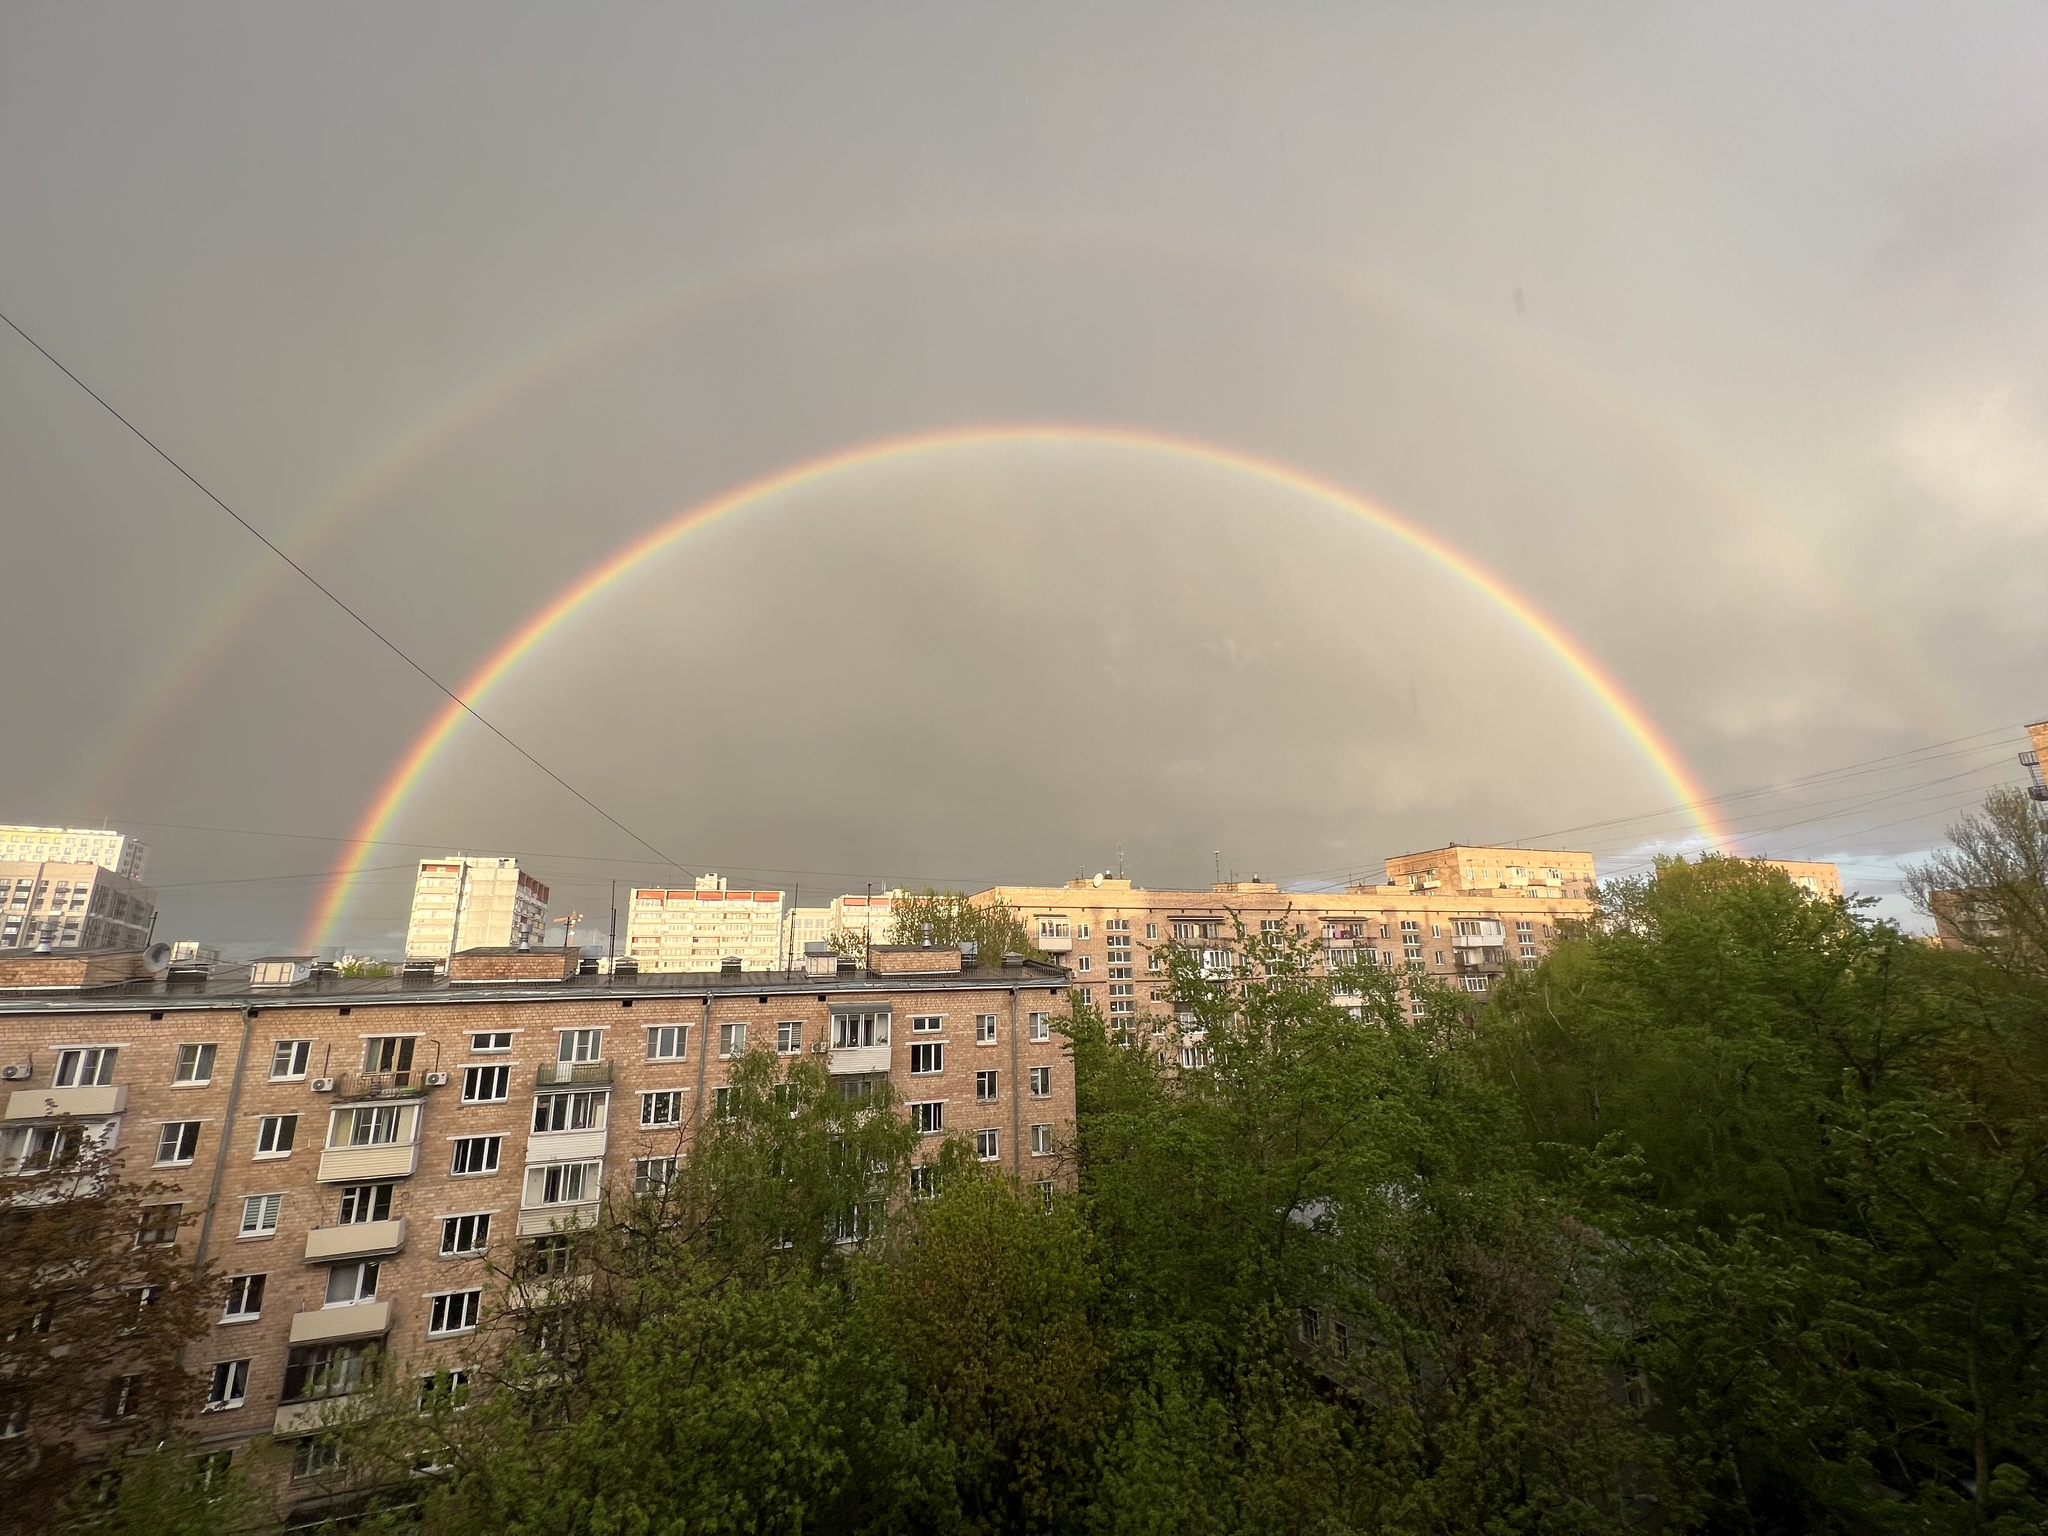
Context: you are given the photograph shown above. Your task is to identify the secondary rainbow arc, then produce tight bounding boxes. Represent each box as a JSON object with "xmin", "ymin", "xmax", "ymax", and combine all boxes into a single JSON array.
[{"xmin": 303, "ymin": 424, "xmax": 1731, "ymax": 948}]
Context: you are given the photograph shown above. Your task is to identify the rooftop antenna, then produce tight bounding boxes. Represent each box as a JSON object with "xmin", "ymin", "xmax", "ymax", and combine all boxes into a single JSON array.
[
  {"xmin": 1117, "ymin": 842, "xmax": 1124, "ymax": 879},
  {"xmin": 1214, "ymin": 850, "xmax": 1221, "ymax": 884}
]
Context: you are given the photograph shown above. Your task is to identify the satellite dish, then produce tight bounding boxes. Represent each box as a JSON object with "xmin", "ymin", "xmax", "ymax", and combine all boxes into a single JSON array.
[
  {"xmin": 1092, "ymin": 872, "xmax": 1104, "ymax": 888},
  {"xmin": 142, "ymin": 942, "xmax": 174, "ymax": 975}
]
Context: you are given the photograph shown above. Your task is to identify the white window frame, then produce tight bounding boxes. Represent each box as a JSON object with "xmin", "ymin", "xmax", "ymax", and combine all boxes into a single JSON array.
[
  {"xmin": 532, "ymin": 1089, "xmax": 608, "ymax": 1134},
  {"xmin": 908, "ymin": 1042, "xmax": 942, "ymax": 1075},
  {"xmin": 269, "ymin": 1039, "xmax": 313, "ymax": 1080},
  {"xmin": 717, "ymin": 1022, "xmax": 746, "ymax": 1059},
  {"xmin": 640, "ymin": 1089, "xmax": 685, "ymax": 1127},
  {"xmin": 439, "ymin": 1212, "xmax": 491, "ymax": 1257},
  {"xmin": 974, "ymin": 1128, "xmax": 999, "ymax": 1162},
  {"xmin": 975, "ymin": 1014, "xmax": 998, "ymax": 1045},
  {"xmin": 238, "ymin": 1193, "xmax": 282, "ymax": 1238},
  {"xmin": 426, "ymin": 1289, "xmax": 482, "ymax": 1338},
  {"xmin": 254, "ymin": 1114, "xmax": 297, "ymax": 1159},
  {"xmin": 910, "ymin": 1015, "xmax": 943, "ymax": 1034},
  {"xmin": 205, "ymin": 1358, "xmax": 250, "ymax": 1411},
  {"xmin": 910, "ymin": 1101, "xmax": 944, "ymax": 1136},
  {"xmin": 645, "ymin": 1024, "xmax": 691, "ymax": 1061},
  {"xmin": 155, "ymin": 1120, "xmax": 201, "ymax": 1166},
  {"xmin": 173, "ymin": 1042, "xmax": 217, "ymax": 1086},
  {"xmin": 469, "ymin": 1031, "xmax": 513, "ymax": 1053},
  {"xmin": 524, "ymin": 1160, "xmax": 601, "ymax": 1208},
  {"xmin": 462, "ymin": 1064, "xmax": 511, "ymax": 1104},
  {"xmin": 1027, "ymin": 1013, "xmax": 1051, "ymax": 1042},
  {"xmin": 1031, "ymin": 1123, "xmax": 1054, "ymax": 1156},
  {"xmin": 975, "ymin": 1070, "xmax": 998, "ymax": 1103},
  {"xmin": 557, "ymin": 1028, "xmax": 604, "ymax": 1064},
  {"xmin": 449, "ymin": 1135, "xmax": 501, "ymax": 1177},
  {"xmin": 221, "ymin": 1273, "xmax": 265, "ymax": 1321},
  {"xmin": 53, "ymin": 1046, "xmax": 120, "ymax": 1088},
  {"xmin": 775, "ymin": 1021, "xmax": 803, "ymax": 1055},
  {"xmin": 1029, "ymin": 1066, "xmax": 1051, "ymax": 1098}
]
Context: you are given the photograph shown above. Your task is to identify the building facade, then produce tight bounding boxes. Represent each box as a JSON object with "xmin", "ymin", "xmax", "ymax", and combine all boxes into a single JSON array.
[
  {"xmin": 977, "ymin": 852, "xmax": 1600, "ymax": 1028},
  {"xmin": 1382, "ymin": 844, "xmax": 1596, "ymax": 900},
  {"xmin": 782, "ymin": 906, "xmax": 834, "ymax": 966},
  {"xmin": 832, "ymin": 891, "xmax": 901, "ymax": 950},
  {"xmin": 0, "ymin": 825, "xmax": 150, "ymax": 879},
  {"xmin": 403, "ymin": 858, "xmax": 549, "ymax": 961},
  {"xmin": 1759, "ymin": 859, "xmax": 1844, "ymax": 899},
  {"xmin": 0, "ymin": 860, "xmax": 157, "ymax": 952},
  {"xmin": 0, "ymin": 941, "xmax": 1073, "ymax": 1512},
  {"xmin": 625, "ymin": 876, "xmax": 787, "ymax": 972}
]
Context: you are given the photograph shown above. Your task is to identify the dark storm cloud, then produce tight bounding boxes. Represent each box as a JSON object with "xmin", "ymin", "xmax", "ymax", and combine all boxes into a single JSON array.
[{"xmin": 1, "ymin": 3, "xmax": 2042, "ymax": 950}]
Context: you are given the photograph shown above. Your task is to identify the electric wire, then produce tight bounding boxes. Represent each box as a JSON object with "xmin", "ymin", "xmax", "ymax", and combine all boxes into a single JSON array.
[{"xmin": 0, "ymin": 306, "xmax": 694, "ymax": 884}]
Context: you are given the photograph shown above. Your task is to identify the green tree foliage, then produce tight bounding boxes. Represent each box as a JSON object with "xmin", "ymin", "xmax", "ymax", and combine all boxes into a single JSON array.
[
  {"xmin": 885, "ymin": 887, "xmax": 1041, "ymax": 962},
  {"xmin": 276, "ymin": 809, "xmax": 2047, "ymax": 1535},
  {"xmin": 0, "ymin": 1134, "xmax": 217, "ymax": 1530}
]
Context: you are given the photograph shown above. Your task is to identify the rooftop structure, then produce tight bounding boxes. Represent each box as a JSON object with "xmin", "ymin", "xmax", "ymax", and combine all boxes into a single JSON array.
[
  {"xmin": 0, "ymin": 824, "xmax": 149, "ymax": 878},
  {"xmin": 404, "ymin": 857, "xmax": 549, "ymax": 961}
]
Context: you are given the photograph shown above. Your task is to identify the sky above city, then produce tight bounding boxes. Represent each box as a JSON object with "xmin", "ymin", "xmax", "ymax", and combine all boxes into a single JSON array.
[{"xmin": 2, "ymin": 3, "xmax": 2044, "ymax": 952}]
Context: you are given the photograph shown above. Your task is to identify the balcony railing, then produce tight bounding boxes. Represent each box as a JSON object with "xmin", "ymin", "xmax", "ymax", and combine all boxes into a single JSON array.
[
  {"xmin": 537, "ymin": 1060, "xmax": 614, "ymax": 1088},
  {"xmin": 334, "ymin": 1071, "xmax": 429, "ymax": 1101}
]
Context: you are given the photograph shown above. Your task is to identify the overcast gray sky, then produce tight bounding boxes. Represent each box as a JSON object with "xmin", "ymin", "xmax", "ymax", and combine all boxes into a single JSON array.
[{"xmin": 2, "ymin": 3, "xmax": 2044, "ymax": 953}]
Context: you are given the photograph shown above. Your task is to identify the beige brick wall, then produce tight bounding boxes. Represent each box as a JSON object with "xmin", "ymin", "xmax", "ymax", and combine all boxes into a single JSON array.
[{"xmin": 0, "ymin": 970, "xmax": 1077, "ymax": 1471}]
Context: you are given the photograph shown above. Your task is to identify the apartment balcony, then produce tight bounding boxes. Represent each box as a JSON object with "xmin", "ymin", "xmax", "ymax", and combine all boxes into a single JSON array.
[
  {"xmin": 537, "ymin": 1060, "xmax": 614, "ymax": 1088},
  {"xmin": 526, "ymin": 1127, "xmax": 608, "ymax": 1162},
  {"xmin": 334, "ymin": 1071, "xmax": 430, "ymax": 1102},
  {"xmin": 304, "ymin": 1218, "xmax": 406, "ymax": 1262},
  {"xmin": 1035, "ymin": 932, "xmax": 1073, "ymax": 953},
  {"xmin": 516, "ymin": 1202, "xmax": 600, "ymax": 1238},
  {"xmin": 827, "ymin": 1044, "xmax": 891, "ymax": 1076},
  {"xmin": 1454, "ymin": 948, "xmax": 1507, "ymax": 970},
  {"xmin": 287, "ymin": 1299, "xmax": 390, "ymax": 1346},
  {"xmin": 3, "ymin": 1084, "xmax": 126, "ymax": 1120},
  {"xmin": 317, "ymin": 1141, "xmax": 419, "ymax": 1183},
  {"xmin": 1452, "ymin": 924, "xmax": 1506, "ymax": 947}
]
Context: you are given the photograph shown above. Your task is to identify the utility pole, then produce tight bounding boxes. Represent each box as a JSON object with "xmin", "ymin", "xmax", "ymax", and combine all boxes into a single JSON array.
[
  {"xmin": 608, "ymin": 882, "xmax": 616, "ymax": 971},
  {"xmin": 865, "ymin": 881, "xmax": 873, "ymax": 971},
  {"xmin": 554, "ymin": 911, "xmax": 582, "ymax": 949}
]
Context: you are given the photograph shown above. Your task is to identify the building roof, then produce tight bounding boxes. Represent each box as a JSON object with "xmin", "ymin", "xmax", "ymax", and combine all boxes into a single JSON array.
[{"xmin": 0, "ymin": 951, "xmax": 1070, "ymax": 1013}]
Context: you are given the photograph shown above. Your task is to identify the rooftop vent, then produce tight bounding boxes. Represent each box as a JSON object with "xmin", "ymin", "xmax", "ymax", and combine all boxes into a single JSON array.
[
  {"xmin": 611, "ymin": 957, "xmax": 639, "ymax": 977},
  {"xmin": 578, "ymin": 956, "xmax": 600, "ymax": 976},
  {"xmin": 959, "ymin": 940, "xmax": 979, "ymax": 966},
  {"xmin": 720, "ymin": 956, "xmax": 743, "ymax": 975},
  {"xmin": 1001, "ymin": 952, "xmax": 1025, "ymax": 967}
]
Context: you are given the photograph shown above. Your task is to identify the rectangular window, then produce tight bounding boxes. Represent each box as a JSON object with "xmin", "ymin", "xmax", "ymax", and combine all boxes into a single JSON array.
[
  {"xmin": 908, "ymin": 1164, "xmax": 937, "ymax": 1199},
  {"xmin": 831, "ymin": 1011, "xmax": 888, "ymax": 1048},
  {"xmin": 713, "ymin": 1085, "xmax": 731, "ymax": 1120},
  {"xmin": 975, "ymin": 1014, "xmax": 997, "ymax": 1044},
  {"xmin": 775, "ymin": 1021, "xmax": 803, "ymax": 1055},
  {"xmin": 361, "ymin": 1036, "xmax": 417, "ymax": 1077},
  {"xmin": 155, "ymin": 1120, "xmax": 201, "ymax": 1165},
  {"xmin": 137, "ymin": 1202, "xmax": 182, "ymax": 1246},
  {"xmin": 337, "ymin": 1183, "xmax": 394, "ymax": 1224},
  {"xmin": 718, "ymin": 1023, "xmax": 746, "ymax": 1058},
  {"xmin": 640, "ymin": 1089, "xmax": 684, "ymax": 1127},
  {"xmin": 440, "ymin": 1213, "xmax": 490, "ymax": 1256},
  {"xmin": 205, "ymin": 1359, "xmax": 249, "ymax": 1411},
  {"xmin": 222, "ymin": 1273, "xmax": 266, "ymax": 1320},
  {"xmin": 1028, "ymin": 1013, "xmax": 1051, "ymax": 1042},
  {"xmin": 173, "ymin": 1043, "xmax": 217, "ymax": 1085},
  {"xmin": 1031, "ymin": 1123, "xmax": 1054, "ymax": 1156},
  {"xmin": 909, "ymin": 1042, "xmax": 942, "ymax": 1075},
  {"xmin": 282, "ymin": 1342, "xmax": 370, "ymax": 1404},
  {"xmin": 974, "ymin": 1128, "xmax": 999, "ymax": 1162},
  {"xmin": 100, "ymin": 1374, "xmax": 140, "ymax": 1422},
  {"xmin": 1029, "ymin": 1066, "xmax": 1051, "ymax": 1097},
  {"xmin": 270, "ymin": 1039, "xmax": 313, "ymax": 1079},
  {"xmin": 525, "ymin": 1161, "xmax": 600, "ymax": 1207},
  {"xmin": 533, "ymin": 1090, "xmax": 607, "ymax": 1133},
  {"xmin": 470, "ymin": 1031, "xmax": 512, "ymax": 1052},
  {"xmin": 646, "ymin": 1024, "xmax": 690, "ymax": 1061},
  {"xmin": 291, "ymin": 1436, "xmax": 346, "ymax": 1482},
  {"xmin": 462, "ymin": 1064, "xmax": 510, "ymax": 1103},
  {"xmin": 633, "ymin": 1156, "xmax": 676, "ymax": 1194},
  {"xmin": 975, "ymin": 1070, "xmax": 998, "ymax": 1102},
  {"xmin": 911, "ymin": 1101, "xmax": 944, "ymax": 1135},
  {"xmin": 427, "ymin": 1290, "xmax": 481, "ymax": 1337},
  {"xmin": 418, "ymin": 1368, "xmax": 472, "ymax": 1413},
  {"xmin": 1260, "ymin": 919, "xmax": 1285, "ymax": 935},
  {"xmin": 910, "ymin": 1015, "xmax": 942, "ymax": 1033},
  {"xmin": 557, "ymin": 1029, "xmax": 602, "ymax": 1063},
  {"xmin": 450, "ymin": 1135, "xmax": 501, "ymax": 1176},
  {"xmin": 325, "ymin": 1261, "xmax": 379, "ymax": 1306},
  {"xmin": 1145, "ymin": 923, "xmax": 1158, "ymax": 940},
  {"xmin": 255, "ymin": 1114, "xmax": 297, "ymax": 1157},
  {"xmin": 238, "ymin": 1194, "xmax": 281, "ymax": 1237},
  {"xmin": 332, "ymin": 1104, "xmax": 406, "ymax": 1147},
  {"xmin": 1075, "ymin": 955, "xmax": 1091, "ymax": 972}
]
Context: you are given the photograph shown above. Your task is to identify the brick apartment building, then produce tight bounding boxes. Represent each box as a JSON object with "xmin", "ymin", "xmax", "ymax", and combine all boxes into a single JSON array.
[
  {"xmin": 0, "ymin": 941, "xmax": 1072, "ymax": 1506},
  {"xmin": 977, "ymin": 843, "xmax": 1604, "ymax": 1028}
]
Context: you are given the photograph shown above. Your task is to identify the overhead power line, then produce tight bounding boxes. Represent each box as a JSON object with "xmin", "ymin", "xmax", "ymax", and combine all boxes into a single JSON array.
[{"xmin": 0, "ymin": 307, "xmax": 692, "ymax": 883}]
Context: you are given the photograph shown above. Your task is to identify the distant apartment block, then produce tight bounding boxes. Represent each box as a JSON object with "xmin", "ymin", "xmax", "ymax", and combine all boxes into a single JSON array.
[
  {"xmin": 977, "ymin": 849, "xmax": 1601, "ymax": 1027},
  {"xmin": 403, "ymin": 857, "xmax": 549, "ymax": 961},
  {"xmin": 1759, "ymin": 860, "xmax": 1843, "ymax": 898},
  {"xmin": 833, "ymin": 890, "xmax": 902, "ymax": 948},
  {"xmin": 0, "ymin": 859, "xmax": 156, "ymax": 951},
  {"xmin": 626, "ymin": 875, "xmax": 786, "ymax": 972},
  {"xmin": 1382, "ymin": 844, "xmax": 1596, "ymax": 899},
  {"xmin": 783, "ymin": 906, "xmax": 834, "ymax": 965},
  {"xmin": 0, "ymin": 823, "xmax": 149, "ymax": 878},
  {"xmin": 2023, "ymin": 719, "xmax": 2048, "ymax": 803}
]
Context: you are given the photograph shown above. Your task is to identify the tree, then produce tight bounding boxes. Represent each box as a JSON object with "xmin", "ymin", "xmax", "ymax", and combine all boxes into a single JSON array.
[
  {"xmin": 1904, "ymin": 785, "xmax": 2048, "ymax": 979},
  {"xmin": 0, "ymin": 1132, "xmax": 215, "ymax": 1530},
  {"xmin": 884, "ymin": 887, "xmax": 1040, "ymax": 962}
]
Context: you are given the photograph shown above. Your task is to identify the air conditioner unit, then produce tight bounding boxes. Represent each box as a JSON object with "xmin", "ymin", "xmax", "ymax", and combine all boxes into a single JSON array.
[
  {"xmin": 423, "ymin": 1071, "xmax": 449, "ymax": 1088},
  {"xmin": 0, "ymin": 1064, "xmax": 30, "ymax": 1081},
  {"xmin": 310, "ymin": 1077, "xmax": 337, "ymax": 1093}
]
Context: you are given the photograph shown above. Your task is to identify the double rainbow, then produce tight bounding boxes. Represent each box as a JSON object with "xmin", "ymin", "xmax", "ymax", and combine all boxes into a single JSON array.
[{"xmin": 303, "ymin": 424, "xmax": 1729, "ymax": 948}]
